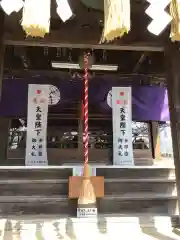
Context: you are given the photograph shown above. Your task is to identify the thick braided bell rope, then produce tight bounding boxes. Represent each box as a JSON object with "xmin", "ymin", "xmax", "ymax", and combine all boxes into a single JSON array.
[{"xmin": 84, "ymin": 53, "xmax": 89, "ymax": 165}]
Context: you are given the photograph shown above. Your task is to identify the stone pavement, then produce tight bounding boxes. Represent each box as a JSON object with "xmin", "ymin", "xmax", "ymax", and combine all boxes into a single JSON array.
[{"xmin": 0, "ymin": 215, "xmax": 179, "ymax": 239}]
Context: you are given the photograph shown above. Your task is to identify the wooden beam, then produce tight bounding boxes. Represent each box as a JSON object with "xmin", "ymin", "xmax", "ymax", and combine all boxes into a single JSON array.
[
  {"xmin": 4, "ymin": 39, "xmax": 164, "ymax": 52},
  {"xmin": 4, "ymin": 16, "xmax": 164, "ymax": 52},
  {"xmin": 3, "ymin": 69, "xmax": 166, "ymax": 82}
]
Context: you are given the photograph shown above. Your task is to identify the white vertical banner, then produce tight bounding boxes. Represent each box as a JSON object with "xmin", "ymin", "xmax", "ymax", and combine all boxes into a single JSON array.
[
  {"xmin": 112, "ymin": 87, "xmax": 134, "ymax": 165},
  {"xmin": 25, "ymin": 84, "xmax": 49, "ymax": 166}
]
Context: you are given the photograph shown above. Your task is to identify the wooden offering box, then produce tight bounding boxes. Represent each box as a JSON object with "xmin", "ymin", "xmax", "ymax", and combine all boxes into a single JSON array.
[{"xmin": 68, "ymin": 176, "xmax": 104, "ymax": 199}]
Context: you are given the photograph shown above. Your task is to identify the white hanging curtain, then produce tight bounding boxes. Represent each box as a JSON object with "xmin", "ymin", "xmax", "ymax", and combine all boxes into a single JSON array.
[
  {"xmin": 170, "ymin": 0, "xmax": 180, "ymax": 41},
  {"xmin": 101, "ymin": 0, "xmax": 131, "ymax": 43},
  {"xmin": 21, "ymin": 0, "xmax": 51, "ymax": 37}
]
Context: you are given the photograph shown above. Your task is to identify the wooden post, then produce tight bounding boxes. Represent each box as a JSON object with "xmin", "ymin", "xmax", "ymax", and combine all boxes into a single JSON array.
[
  {"xmin": 0, "ymin": 9, "xmax": 5, "ymax": 100},
  {"xmin": 0, "ymin": 10, "xmax": 7, "ymax": 166},
  {"xmin": 149, "ymin": 121, "xmax": 161, "ymax": 160},
  {"xmin": 165, "ymin": 41, "xmax": 180, "ymax": 214},
  {"xmin": 0, "ymin": 118, "xmax": 11, "ymax": 165}
]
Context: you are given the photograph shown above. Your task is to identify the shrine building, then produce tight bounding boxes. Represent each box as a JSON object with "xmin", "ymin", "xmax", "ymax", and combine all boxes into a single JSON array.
[{"xmin": 0, "ymin": 0, "xmax": 178, "ymax": 219}]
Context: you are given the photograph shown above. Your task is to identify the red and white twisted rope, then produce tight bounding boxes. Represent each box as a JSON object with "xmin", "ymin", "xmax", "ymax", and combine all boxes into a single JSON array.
[{"xmin": 84, "ymin": 53, "xmax": 89, "ymax": 164}]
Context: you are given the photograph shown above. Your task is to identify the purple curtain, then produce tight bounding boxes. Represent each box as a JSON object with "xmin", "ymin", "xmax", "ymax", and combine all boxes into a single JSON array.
[{"xmin": 0, "ymin": 78, "xmax": 169, "ymax": 121}]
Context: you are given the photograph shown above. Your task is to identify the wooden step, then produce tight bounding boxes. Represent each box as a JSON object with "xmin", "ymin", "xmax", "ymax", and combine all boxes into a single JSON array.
[
  {"xmin": 0, "ymin": 169, "xmax": 72, "ymax": 180},
  {"xmin": 98, "ymin": 194, "xmax": 177, "ymax": 215},
  {"xmin": 96, "ymin": 167, "xmax": 175, "ymax": 179},
  {"xmin": 0, "ymin": 180, "xmax": 68, "ymax": 196},
  {"xmin": 0, "ymin": 193, "xmax": 177, "ymax": 216},
  {"xmin": 0, "ymin": 168, "xmax": 176, "ymax": 216},
  {"xmin": 0, "ymin": 196, "xmax": 76, "ymax": 215},
  {"xmin": 0, "ymin": 178, "xmax": 175, "ymax": 196},
  {"xmin": 104, "ymin": 180, "xmax": 176, "ymax": 195}
]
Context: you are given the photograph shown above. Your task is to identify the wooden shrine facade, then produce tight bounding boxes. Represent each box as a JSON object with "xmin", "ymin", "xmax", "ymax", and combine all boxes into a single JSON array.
[
  {"xmin": 0, "ymin": 0, "xmax": 179, "ymax": 211},
  {"xmin": 6, "ymin": 115, "xmax": 160, "ymax": 166}
]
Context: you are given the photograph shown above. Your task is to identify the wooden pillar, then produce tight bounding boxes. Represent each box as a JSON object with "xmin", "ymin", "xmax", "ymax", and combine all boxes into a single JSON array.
[
  {"xmin": 0, "ymin": 118, "xmax": 11, "ymax": 165},
  {"xmin": 0, "ymin": 10, "xmax": 7, "ymax": 165},
  {"xmin": 149, "ymin": 121, "xmax": 161, "ymax": 160},
  {"xmin": 165, "ymin": 42, "xmax": 180, "ymax": 213},
  {"xmin": 0, "ymin": 9, "xmax": 5, "ymax": 99}
]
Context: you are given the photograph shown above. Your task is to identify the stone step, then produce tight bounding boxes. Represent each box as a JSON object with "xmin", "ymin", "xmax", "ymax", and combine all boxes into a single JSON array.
[
  {"xmin": 0, "ymin": 194, "xmax": 177, "ymax": 215},
  {"xmin": 1, "ymin": 215, "xmax": 180, "ymax": 239},
  {"xmin": 0, "ymin": 179, "xmax": 176, "ymax": 196},
  {"xmin": 0, "ymin": 215, "xmax": 176, "ymax": 228},
  {"xmin": 97, "ymin": 167, "xmax": 175, "ymax": 179}
]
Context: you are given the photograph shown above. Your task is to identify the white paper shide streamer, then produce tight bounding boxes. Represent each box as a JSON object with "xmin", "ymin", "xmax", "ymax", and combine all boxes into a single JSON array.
[
  {"xmin": 56, "ymin": 0, "xmax": 73, "ymax": 22},
  {"xmin": 170, "ymin": 0, "xmax": 180, "ymax": 41},
  {"xmin": 0, "ymin": 0, "xmax": 23, "ymax": 15},
  {"xmin": 102, "ymin": 0, "xmax": 131, "ymax": 42},
  {"xmin": 21, "ymin": 0, "xmax": 51, "ymax": 37}
]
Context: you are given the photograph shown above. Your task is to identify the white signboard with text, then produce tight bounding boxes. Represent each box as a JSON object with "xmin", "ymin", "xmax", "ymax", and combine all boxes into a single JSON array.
[
  {"xmin": 112, "ymin": 87, "xmax": 134, "ymax": 165},
  {"xmin": 25, "ymin": 84, "xmax": 49, "ymax": 166},
  {"xmin": 77, "ymin": 208, "xmax": 97, "ymax": 218}
]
